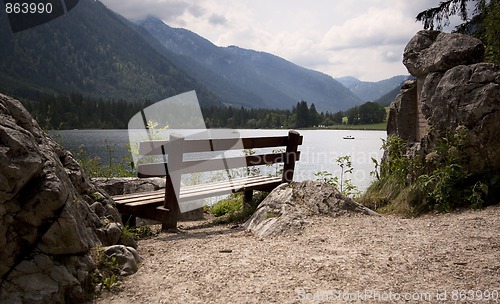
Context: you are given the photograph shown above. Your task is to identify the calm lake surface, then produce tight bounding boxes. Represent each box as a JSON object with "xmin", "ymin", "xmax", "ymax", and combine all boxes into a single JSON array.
[{"xmin": 52, "ymin": 129, "xmax": 386, "ymax": 192}]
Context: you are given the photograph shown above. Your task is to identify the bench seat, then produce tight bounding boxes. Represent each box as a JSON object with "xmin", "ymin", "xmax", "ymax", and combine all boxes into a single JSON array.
[{"xmin": 112, "ymin": 175, "xmax": 282, "ymax": 220}]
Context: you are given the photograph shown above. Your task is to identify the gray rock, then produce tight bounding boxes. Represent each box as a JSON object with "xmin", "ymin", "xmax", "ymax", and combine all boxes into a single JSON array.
[
  {"xmin": 403, "ymin": 30, "xmax": 484, "ymax": 77},
  {"xmin": 0, "ymin": 253, "xmax": 88, "ymax": 304},
  {"xmin": 423, "ymin": 63, "xmax": 500, "ymax": 171},
  {"xmin": 243, "ymin": 181, "xmax": 378, "ymax": 238},
  {"xmin": 103, "ymin": 245, "xmax": 142, "ymax": 276},
  {"xmin": 93, "ymin": 177, "xmax": 165, "ymax": 196},
  {"xmin": 387, "ymin": 80, "xmax": 418, "ymax": 141},
  {"xmin": 0, "ymin": 93, "xmax": 129, "ymax": 303},
  {"xmin": 91, "ymin": 201, "xmax": 106, "ymax": 217},
  {"xmin": 102, "ymin": 222, "xmax": 123, "ymax": 246}
]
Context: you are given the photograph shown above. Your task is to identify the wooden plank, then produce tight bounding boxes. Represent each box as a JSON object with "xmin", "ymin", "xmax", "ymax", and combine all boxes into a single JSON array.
[
  {"xmin": 120, "ymin": 204, "xmax": 166, "ymax": 222},
  {"xmin": 139, "ymin": 135, "xmax": 303, "ymax": 155},
  {"xmin": 116, "ymin": 195, "xmax": 164, "ymax": 206},
  {"xmin": 120, "ymin": 197, "xmax": 164, "ymax": 208},
  {"xmin": 180, "ymin": 175, "xmax": 273, "ymax": 195},
  {"xmin": 136, "ymin": 151, "xmax": 300, "ymax": 177},
  {"xmin": 112, "ymin": 175, "xmax": 282, "ymax": 219},
  {"xmin": 179, "ymin": 176, "xmax": 282, "ymax": 202},
  {"xmin": 112, "ymin": 191, "xmax": 164, "ymax": 203},
  {"xmin": 137, "ymin": 163, "xmax": 168, "ymax": 178}
]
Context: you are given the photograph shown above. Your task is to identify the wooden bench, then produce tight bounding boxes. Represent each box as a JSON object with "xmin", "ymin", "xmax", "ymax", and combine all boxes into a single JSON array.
[{"xmin": 112, "ymin": 130, "xmax": 302, "ymax": 230}]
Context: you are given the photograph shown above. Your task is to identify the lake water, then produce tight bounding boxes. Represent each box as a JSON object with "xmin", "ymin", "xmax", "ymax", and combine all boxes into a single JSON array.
[{"xmin": 52, "ymin": 129, "xmax": 386, "ymax": 192}]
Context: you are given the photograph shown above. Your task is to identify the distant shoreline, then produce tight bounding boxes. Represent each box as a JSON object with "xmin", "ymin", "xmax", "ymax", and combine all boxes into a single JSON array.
[{"xmin": 50, "ymin": 124, "xmax": 387, "ymax": 132}]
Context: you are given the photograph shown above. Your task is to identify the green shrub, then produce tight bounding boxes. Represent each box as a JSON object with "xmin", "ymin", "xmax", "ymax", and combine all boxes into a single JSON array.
[
  {"xmin": 209, "ymin": 191, "xmax": 269, "ymax": 224},
  {"xmin": 210, "ymin": 194, "xmax": 243, "ymax": 217},
  {"xmin": 361, "ymin": 127, "xmax": 495, "ymax": 215}
]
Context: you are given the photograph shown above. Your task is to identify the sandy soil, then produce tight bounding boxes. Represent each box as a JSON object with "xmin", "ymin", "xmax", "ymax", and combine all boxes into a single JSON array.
[{"xmin": 94, "ymin": 205, "xmax": 500, "ymax": 304}]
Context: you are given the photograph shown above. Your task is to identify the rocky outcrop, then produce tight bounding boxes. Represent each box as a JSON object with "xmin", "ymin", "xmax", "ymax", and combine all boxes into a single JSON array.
[
  {"xmin": 385, "ymin": 30, "xmax": 500, "ymax": 207},
  {"xmin": 0, "ymin": 93, "xmax": 136, "ymax": 303},
  {"xmin": 389, "ymin": 31, "xmax": 500, "ymax": 168},
  {"xmin": 243, "ymin": 181, "xmax": 378, "ymax": 238},
  {"xmin": 387, "ymin": 80, "xmax": 418, "ymax": 142},
  {"xmin": 403, "ymin": 30, "xmax": 484, "ymax": 77}
]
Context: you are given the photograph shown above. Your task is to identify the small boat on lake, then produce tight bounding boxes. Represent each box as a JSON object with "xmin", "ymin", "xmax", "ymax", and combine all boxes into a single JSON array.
[{"xmin": 343, "ymin": 135, "xmax": 355, "ymax": 140}]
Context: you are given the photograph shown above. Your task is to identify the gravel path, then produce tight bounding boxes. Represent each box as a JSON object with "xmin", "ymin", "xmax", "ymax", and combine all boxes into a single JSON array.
[{"xmin": 94, "ymin": 205, "xmax": 500, "ymax": 304}]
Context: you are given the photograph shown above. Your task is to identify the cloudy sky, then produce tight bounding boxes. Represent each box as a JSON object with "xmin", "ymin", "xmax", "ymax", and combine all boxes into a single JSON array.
[{"xmin": 100, "ymin": 0, "xmax": 458, "ymax": 82}]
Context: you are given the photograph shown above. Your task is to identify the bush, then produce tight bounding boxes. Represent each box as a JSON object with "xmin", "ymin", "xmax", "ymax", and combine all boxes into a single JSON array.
[
  {"xmin": 210, "ymin": 195, "xmax": 243, "ymax": 217},
  {"xmin": 361, "ymin": 127, "xmax": 496, "ymax": 215},
  {"xmin": 209, "ymin": 191, "xmax": 269, "ymax": 224}
]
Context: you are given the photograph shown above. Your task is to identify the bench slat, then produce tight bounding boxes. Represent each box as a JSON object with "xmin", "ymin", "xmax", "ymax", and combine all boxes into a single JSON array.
[
  {"xmin": 180, "ymin": 175, "xmax": 275, "ymax": 196},
  {"xmin": 139, "ymin": 135, "xmax": 303, "ymax": 155},
  {"xmin": 114, "ymin": 192, "xmax": 164, "ymax": 204},
  {"xmin": 118, "ymin": 197, "xmax": 164, "ymax": 208},
  {"xmin": 112, "ymin": 175, "xmax": 281, "ymax": 208},
  {"xmin": 137, "ymin": 151, "xmax": 300, "ymax": 178},
  {"xmin": 179, "ymin": 176, "xmax": 282, "ymax": 202}
]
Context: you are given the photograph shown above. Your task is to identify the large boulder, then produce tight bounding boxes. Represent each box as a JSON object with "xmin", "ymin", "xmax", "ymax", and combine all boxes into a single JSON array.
[
  {"xmin": 403, "ymin": 30, "xmax": 484, "ymax": 77},
  {"xmin": 383, "ymin": 30, "xmax": 500, "ymax": 209},
  {"xmin": 422, "ymin": 63, "xmax": 500, "ymax": 171},
  {"xmin": 243, "ymin": 181, "xmax": 378, "ymax": 238},
  {"xmin": 0, "ymin": 93, "xmax": 129, "ymax": 303}
]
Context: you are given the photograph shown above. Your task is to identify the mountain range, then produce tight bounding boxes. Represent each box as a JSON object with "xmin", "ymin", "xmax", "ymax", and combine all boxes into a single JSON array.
[
  {"xmin": 335, "ymin": 75, "xmax": 409, "ymax": 102},
  {"xmin": 0, "ymin": 0, "xmax": 405, "ymax": 112},
  {"xmin": 136, "ymin": 16, "xmax": 363, "ymax": 112}
]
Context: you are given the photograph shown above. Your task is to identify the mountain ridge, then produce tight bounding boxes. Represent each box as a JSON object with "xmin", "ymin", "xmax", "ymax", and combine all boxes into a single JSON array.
[
  {"xmin": 136, "ymin": 16, "xmax": 363, "ymax": 112},
  {"xmin": 0, "ymin": 3, "xmax": 402, "ymax": 113},
  {"xmin": 336, "ymin": 75, "xmax": 409, "ymax": 102},
  {"xmin": 0, "ymin": 0, "xmax": 221, "ymax": 106}
]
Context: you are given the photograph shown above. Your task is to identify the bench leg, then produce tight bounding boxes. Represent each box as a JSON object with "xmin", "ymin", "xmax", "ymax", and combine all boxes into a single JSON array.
[
  {"xmin": 161, "ymin": 209, "xmax": 178, "ymax": 231},
  {"xmin": 244, "ymin": 190, "xmax": 253, "ymax": 202},
  {"xmin": 159, "ymin": 189, "xmax": 180, "ymax": 231},
  {"xmin": 121, "ymin": 214, "xmax": 136, "ymax": 228},
  {"xmin": 243, "ymin": 190, "xmax": 254, "ymax": 209}
]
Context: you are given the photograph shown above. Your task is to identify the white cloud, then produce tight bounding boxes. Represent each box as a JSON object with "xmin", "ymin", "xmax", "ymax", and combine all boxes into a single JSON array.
[
  {"xmin": 322, "ymin": 7, "xmax": 420, "ymax": 51},
  {"xmin": 99, "ymin": 0, "xmax": 450, "ymax": 81}
]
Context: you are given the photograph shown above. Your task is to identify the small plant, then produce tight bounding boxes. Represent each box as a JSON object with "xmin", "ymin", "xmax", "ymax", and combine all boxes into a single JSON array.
[
  {"xmin": 75, "ymin": 142, "xmax": 134, "ymax": 178},
  {"xmin": 314, "ymin": 155, "xmax": 358, "ymax": 197},
  {"xmin": 89, "ymin": 246, "xmax": 123, "ymax": 294},
  {"xmin": 242, "ymin": 148, "xmax": 260, "ymax": 176},
  {"xmin": 267, "ymin": 148, "xmax": 285, "ymax": 177},
  {"xmin": 120, "ymin": 225, "xmax": 136, "ymax": 241},
  {"xmin": 370, "ymin": 157, "xmax": 380, "ymax": 180},
  {"xmin": 135, "ymin": 225, "xmax": 155, "ymax": 238},
  {"xmin": 102, "ymin": 273, "xmax": 120, "ymax": 291},
  {"xmin": 129, "ymin": 119, "xmax": 169, "ymax": 171}
]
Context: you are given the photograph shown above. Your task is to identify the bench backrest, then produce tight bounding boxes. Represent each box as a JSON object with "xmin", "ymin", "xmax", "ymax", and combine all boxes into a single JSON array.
[{"xmin": 136, "ymin": 130, "xmax": 302, "ymax": 184}]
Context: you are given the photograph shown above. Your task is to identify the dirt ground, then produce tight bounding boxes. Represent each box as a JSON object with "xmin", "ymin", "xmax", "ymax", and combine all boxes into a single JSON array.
[{"xmin": 94, "ymin": 205, "xmax": 500, "ymax": 304}]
